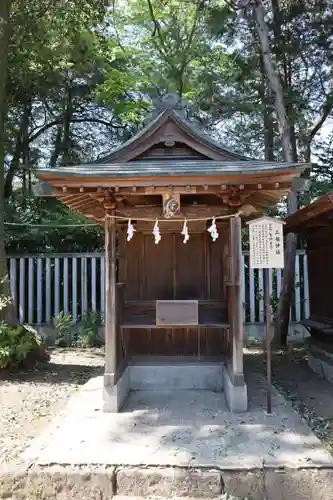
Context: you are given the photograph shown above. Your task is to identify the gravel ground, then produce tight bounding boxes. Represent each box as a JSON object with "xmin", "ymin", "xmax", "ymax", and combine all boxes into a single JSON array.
[
  {"xmin": 0, "ymin": 348, "xmax": 104, "ymax": 466},
  {"xmin": 1, "ymin": 345, "xmax": 333, "ymax": 468},
  {"xmin": 244, "ymin": 346, "xmax": 333, "ymax": 455}
]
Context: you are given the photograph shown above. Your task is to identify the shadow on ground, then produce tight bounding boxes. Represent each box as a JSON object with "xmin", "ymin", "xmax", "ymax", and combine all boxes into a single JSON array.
[
  {"xmin": 0, "ymin": 347, "xmax": 104, "ymax": 385},
  {"xmin": 0, "ymin": 363, "xmax": 104, "ymax": 385}
]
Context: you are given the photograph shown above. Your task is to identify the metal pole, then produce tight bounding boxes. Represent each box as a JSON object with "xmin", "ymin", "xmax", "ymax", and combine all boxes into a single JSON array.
[{"xmin": 264, "ymin": 267, "xmax": 272, "ymax": 414}]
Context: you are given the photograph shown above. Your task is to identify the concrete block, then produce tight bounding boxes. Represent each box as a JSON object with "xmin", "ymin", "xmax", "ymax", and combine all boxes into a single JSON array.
[
  {"xmin": 223, "ymin": 366, "xmax": 248, "ymax": 412},
  {"xmin": 116, "ymin": 467, "xmax": 223, "ymax": 498},
  {"xmin": 0, "ymin": 468, "xmax": 116, "ymax": 500},
  {"xmin": 264, "ymin": 469, "xmax": 333, "ymax": 500},
  {"xmin": 308, "ymin": 352, "xmax": 333, "ymax": 384},
  {"xmin": 129, "ymin": 362, "xmax": 224, "ymax": 391},
  {"xmin": 103, "ymin": 367, "xmax": 130, "ymax": 412},
  {"xmin": 221, "ymin": 470, "xmax": 265, "ymax": 499}
]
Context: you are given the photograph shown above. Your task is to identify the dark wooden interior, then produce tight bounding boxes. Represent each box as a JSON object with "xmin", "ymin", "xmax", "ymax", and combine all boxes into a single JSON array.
[
  {"xmin": 116, "ymin": 224, "xmax": 230, "ymax": 359},
  {"xmin": 286, "ymin": 193, "xmax": 333, "ymax": 348}
]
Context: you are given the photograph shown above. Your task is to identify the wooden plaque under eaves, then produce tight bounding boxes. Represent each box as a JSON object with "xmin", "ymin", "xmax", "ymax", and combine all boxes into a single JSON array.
[{"xmin": 156, "ymin": 300, "xmax": 198, "ymax": 326}]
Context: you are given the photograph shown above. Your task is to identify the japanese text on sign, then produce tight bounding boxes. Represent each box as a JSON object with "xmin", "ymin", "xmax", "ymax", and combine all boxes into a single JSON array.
[{"xmin": 248, "ymin": 217, "xmax": 284, "ymax": 269}]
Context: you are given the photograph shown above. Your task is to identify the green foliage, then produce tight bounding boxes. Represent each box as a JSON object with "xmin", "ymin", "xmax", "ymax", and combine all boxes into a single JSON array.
[
  {"xmin": 3, "ymin": 0, "xmax": 333, "ymax": 257},
  {"xmin": 75, "ymin": 310, "xmax": 103, "ymax": 348},
  {"xmin": 4, "ymin": 0, "xmax": 141, "ymax": 203},
  {"xmin": 0, "ymin": 322, "xmax": 49, "ymax": 369},
  {"xmin": 245, "ymin": 336, "xmax": 263, "ymax": 348},
  {"xmin": 0, "ymin": 276, "xmax": 11, "ymax": 312},
  {"xmin": 5, "ymin": 194, "xmax": 103, "ymax": 253},
  {"xmin": 53, "ymin": 310, "xmax": 103, "ymax": 348},
  {"xmin": 53, "ymin": 311, "xmax": 73, "ymax": 347}
]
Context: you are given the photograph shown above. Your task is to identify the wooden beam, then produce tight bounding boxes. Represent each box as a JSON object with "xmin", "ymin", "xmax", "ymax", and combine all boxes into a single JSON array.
[
  {"xmin": 53, "ymin": 181, "xmax": 293, "ymax": 197},
  {"xmin": 115, "ymin": 205, "xmax": 231, "ymax": 220},
  {"xmin": 68, "ymin": 196, "xmax": 97, "ymax": 210},
  {"xmin": 104, "ymin": 208, "xmax": 117, "ymax": 380},
  {"xmin": 42, "ymin": 171, "xmax": 302, "ymax": 189},
  {"xmin": 229, "ymin": 216, "xmax": 244, "ymax": 381}
]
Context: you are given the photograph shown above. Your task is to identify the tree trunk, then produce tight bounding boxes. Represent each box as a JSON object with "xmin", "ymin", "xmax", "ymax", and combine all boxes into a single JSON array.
[
  {"xmin": 61, "ymin": 84, "xmax": 73, "ymax": 165},
  {"xmin": 4, "ymin": 106, "xmax": 27, "ymax": 199},
  {"xmin": 259, "ymin": 53, "xmax": 275, "ymax": 161},
  {"xmin": 50, "ymin": 126, "xmax": 63, "ymax": 168},
  {"xmin": 252, "ymin": 0, "xmax": 297, "ymax": 346},
  {"xmin": 22, "ymin": 100, "xmax": 31, "ymax": 194},
  {"xmin": 0, "ymin": 0, "xmax": 16, "ymax": 323},
  {"xmin": 21, "ymin": 100, "xmax": 31, "ymax": 195}
]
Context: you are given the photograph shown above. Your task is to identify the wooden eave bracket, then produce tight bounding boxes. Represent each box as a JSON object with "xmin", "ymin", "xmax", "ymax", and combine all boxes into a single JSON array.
[{"xmin": 104, "ymin": 190, "xmax": 116, "ymax": 211}]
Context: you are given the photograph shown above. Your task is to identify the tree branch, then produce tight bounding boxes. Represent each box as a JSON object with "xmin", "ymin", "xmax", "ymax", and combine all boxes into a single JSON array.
[
  {"xmin": 147, "ymin": 0, "xmax": 168, "ymax": 56},
  {"xmin": 28, "ymin": 117, "xmax": 127, "ymax": 143},
  {"xmin": 304, "ymin": 87, "xmax": 333, "ymax": 161}
]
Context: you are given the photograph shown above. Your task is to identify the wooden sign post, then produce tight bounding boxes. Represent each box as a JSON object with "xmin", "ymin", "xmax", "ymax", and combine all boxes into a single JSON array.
[{"xmin": 247, "ymin": 216, "xmax": 285, "ymax": 414}]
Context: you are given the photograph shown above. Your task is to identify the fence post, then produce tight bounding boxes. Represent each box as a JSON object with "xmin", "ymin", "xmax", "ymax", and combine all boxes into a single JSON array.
[
  {"xmin": 303, "ymin": 253, "xmax": 310, "ymax": 318},
  {"xmin": 7, "ymin": 250, "xmax": 309, "ymax": 326},
  {"xmin": 19, "ymin": 258, "xmax": 25, "ymax": 323},
  {"xmin": 72, "ymin": 257, "xmax": 77, "ymax": 322},
  {"xmin": 63, "ymin": 257, "xmax": 69, "ymax": 315},
  {"xmin": 45, "ymin": 257, "xmax": 51, "ymax": 323},
  {"xmin": 37, "ymin": 258, "xmax": 42, "ymax": 324},
  {"xmin": 28, "ymin": 258, "xmax": 34, "ymax": 324}
]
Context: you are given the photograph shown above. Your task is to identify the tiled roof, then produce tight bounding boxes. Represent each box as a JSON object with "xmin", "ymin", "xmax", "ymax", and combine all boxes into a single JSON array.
[{"xmin": 38, "ymin": 159, "xmax": 307, "ymax": 177}]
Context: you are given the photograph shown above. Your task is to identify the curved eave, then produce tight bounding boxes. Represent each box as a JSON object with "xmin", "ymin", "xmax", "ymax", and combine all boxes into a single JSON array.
[
  {"xmin": 94, "ymin": 109, "xmax": 249, "ymax": 163},
  {"xmin": 37, "ymin": 161, "xmax": 308, "ymax": 182},
  {"xmin": 35, "ymin": 161, "xmax": 309, "ymax": 223}
]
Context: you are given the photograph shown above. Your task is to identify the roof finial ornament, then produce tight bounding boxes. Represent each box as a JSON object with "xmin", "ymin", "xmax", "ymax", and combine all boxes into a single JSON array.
[
  {"xmin": 149, "ymin": 92, "xmax": 189, "ymax": 120},
  {"xmin": 153, "ymin": 92, "xmax": 185, "ymax": 110}
]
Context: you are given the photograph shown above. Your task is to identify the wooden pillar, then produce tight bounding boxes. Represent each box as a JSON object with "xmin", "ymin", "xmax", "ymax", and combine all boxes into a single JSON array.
[
  {"xmin": 229, "ymin": 216, "xmax": 244, "ymax": 380},
  {"xmin": 104, "ymin": 208, "xmax": 117, "ymax": 381}
]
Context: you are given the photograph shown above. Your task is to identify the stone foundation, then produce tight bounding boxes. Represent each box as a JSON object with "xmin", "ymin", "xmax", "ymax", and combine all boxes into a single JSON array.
[
  {"xmin": 103, "ymin": 360, "xmax": 249, "ymax": 413},
  {"xmin": 103, "ymin": 368, "xmax": 130, "ymax": 412},
  {"xmin": 308, "ymin": 345, "xmax": 333, "ymax": 384},
  {"xmin": 129, "ymin": 360, "xmax": 224, "ymax": 392},
  {"xmin": 223, "ymin": 366, "xmax": 248, "ymax": 412}
]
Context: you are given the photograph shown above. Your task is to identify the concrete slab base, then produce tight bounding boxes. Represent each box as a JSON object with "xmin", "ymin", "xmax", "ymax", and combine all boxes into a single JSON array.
[
  {"xmin": 129, "ymin": 360, "xmax": 224, "ymax": 392},
  {"xmin": 223, "ymin": 368, "xmax": 248, "ymax": 412},
  {"xmin": 22, "ymin": 377, "xmax": 333, "ymax": 470},
  {"xmin": 103, "ymin": 360, "xmax": 224, "ymax": 413}
]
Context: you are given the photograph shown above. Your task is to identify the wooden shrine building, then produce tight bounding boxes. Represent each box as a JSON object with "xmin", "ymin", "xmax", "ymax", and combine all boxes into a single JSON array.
[
  {"xmin": 35, "ymin": 93, "xmax": 308, "ymax": 412},
  {"xmin": 286, "ymin": 193, "xmax": 333, "ymax": 384}
]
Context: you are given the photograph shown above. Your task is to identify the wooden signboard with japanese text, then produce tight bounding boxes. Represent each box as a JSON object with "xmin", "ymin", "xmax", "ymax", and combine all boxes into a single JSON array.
[{"xmin": 247, "ymin": 216, "xmax": 285, "ymax": 269}]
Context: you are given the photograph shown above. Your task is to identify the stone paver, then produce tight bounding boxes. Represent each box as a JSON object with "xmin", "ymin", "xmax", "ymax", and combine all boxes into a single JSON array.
[{"xmin": 116, "ymin": 468, "xmax": 223, "ymax": 498}]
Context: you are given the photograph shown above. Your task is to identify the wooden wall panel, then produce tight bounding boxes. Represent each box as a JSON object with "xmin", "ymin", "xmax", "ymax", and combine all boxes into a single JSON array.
[
  {"xmin": 124, "ymin": 233, "xmax": 142, "ymax": 300},
  {"xmin": 175, "ymin": 233, "xmax": 205, "ymax": 299},
  {"xmin": 144, "ymin": 234, "xmax": 174, "ymax": 299},
  {"xmin": 123, "ymin": 228, "xmax": 229, "ymax": 358},
  {"xmin": 210, "ymin": 234, "xmax": 226, "ymax": 300},
  {"xmin": 135, "ymin": 141, "xmax": 209, "ymax": 161},
  {"xmin": 308, "ymin": 244, "xmax": 333, "ymax": 318},
  {"xmin": 125, "ymin": 327, "xmax": 229, "ymax": 357},
  {"xmin": 124, "ymin": 231, "xmax": 225, "ymax": 301}
]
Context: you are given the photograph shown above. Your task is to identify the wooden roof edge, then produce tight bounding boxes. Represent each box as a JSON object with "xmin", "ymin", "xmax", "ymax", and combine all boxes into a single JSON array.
[
  {"xmin": 35, "ymin": 161, "xmax": 308, "ymax": 181},
  {"xmin": 285, "ymin": 192, "xmax": 333, "ymax": 233}
]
